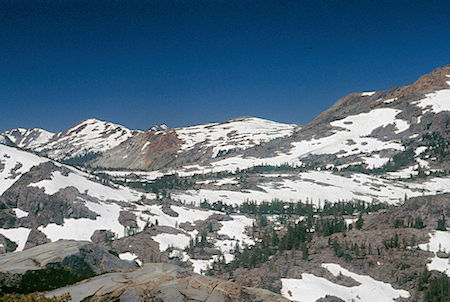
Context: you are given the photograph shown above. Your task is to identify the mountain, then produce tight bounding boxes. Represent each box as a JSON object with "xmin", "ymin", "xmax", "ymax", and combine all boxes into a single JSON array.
[
  {"xmin": 206, "ymin": 64, "xmax": 450, "ymax": 174},
  {"xmin": 0, "ymin": 134, "xmax": 15, "ymax": 147},
  {"xmin": 2, "ymin": 117, "xmax": 299, "ymax": 170},
  {"xmin": 2, "ymin": 118, "xmax": 141, "ymax": 161},
  {"xmin": 0, "ymin": 65, "xmax": 449, "ymax": 301},
  {"xmin": 61, "ymin": 65, "xmax": 449, "ymax": 177},
  {"xmin": 1, "ymin": 128, "xmax": 53, "ymax": 149},
  {"xmin": 92, "ymin": 116, "xmax": 299, "ymax": 170},
  {"xmin": 0, "ymin": 143, "xmax": 258, "ymax": 276}
]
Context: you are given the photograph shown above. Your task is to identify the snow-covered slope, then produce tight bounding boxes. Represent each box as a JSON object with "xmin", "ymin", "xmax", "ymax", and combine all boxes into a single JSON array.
[
  {"xmin": 3, "ymin": 119, "xmax": 141, "ymax": 160},
  {"xmin": 174, "ymin": 116, "xmax": 298, "ymax": 158},
  {"xmin": 281, "ymin": 263, "xmax": 410, "ymax": 302},
  {"xmin": 91, "ymin": 116, "xmax": 299, "ymax": 170},
  {"xmin": 2, "ymin": 128, "xmax": 54, "ymax": 149},
  {"xmin": 0, "ymin": 144, "xmax": 48, "ymax": 195},
  {"xmin": 0, "ymin": 145, "xmax": 255, "ymax": 272},
  {"xmin": 167, "ymin": 65, "xmax": 450, "ymax": 175}
]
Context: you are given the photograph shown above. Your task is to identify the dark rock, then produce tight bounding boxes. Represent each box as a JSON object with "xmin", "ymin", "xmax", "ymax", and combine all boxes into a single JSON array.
[
  {"xmin": 46, "ymin": 263, "xmax": 289, "ymax": 302},
  {"xmin": 317, "ymin": 295, "xmax": 345, "ymax": 302},
  {"xmin": 0, "ymin": 240, "xmax": 137, "ymax": 294},
  {"xmin": 90, "ymin": 229, "xmax": 116, "ymax": 244},
  {"xmin": 23, "ymin": 229, "xmax": 50, "ymax": 250},
  {"xmin": 161, "ymin": 204, "xmax": 179, "ymax": 217},
  {"xmin": 0, "ymin": 234, "xmax": 17, "ymax": 254},
  {"xmin": 118, "ymin": 210, "xmax": 138, "ymax": 228}
]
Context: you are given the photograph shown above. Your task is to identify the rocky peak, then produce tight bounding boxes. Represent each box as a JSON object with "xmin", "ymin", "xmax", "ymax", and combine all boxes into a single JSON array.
[
  {"xmin": 148, "ymin": 124, "xmax": 169, "ymax": 132},
  {"xmin": 390, "ymin": 64, "xmax": 450, "ymax": 98}
]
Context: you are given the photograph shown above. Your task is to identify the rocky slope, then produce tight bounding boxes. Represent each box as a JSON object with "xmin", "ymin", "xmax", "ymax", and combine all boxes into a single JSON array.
[
  {"xmin": 206, "ymin": 193, "xmax": 449, "ymax": 302},
  {"xmin": 91, "ymin": 116, "xmax": 299, "ymax": 170},
  {"xmin": 46, "ymin": 262, "xmax": 288, "ymax": 302},
  {"xmin": 3, "ymin": 66, "xmax": 448, "ymax": 175},
  {"xmin": 203, "ymin": 64, "xmax": 449, "ymax": 175},
  {"xmin": 0, "ymin": 65, "xmax": 448, "ymax": 301},
  {"xmin": 0, "ymin": 240, "xmax": 137, "ymax": 294}
]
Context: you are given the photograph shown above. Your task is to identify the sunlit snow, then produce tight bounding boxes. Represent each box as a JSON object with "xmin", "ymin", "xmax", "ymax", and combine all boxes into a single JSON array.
[
  {"xmin": 419, "ymin": 231, "xmax": 450, "ymax": 276},
  {"xmin": 281, "ymin": 263, "xmax": 410, "ymax": 302}
]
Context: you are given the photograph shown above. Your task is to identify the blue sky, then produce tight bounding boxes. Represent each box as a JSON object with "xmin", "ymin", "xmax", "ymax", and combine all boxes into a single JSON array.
[{"xmin": 1, "ymin": 0, "xmax": 449, "ymax": 132}]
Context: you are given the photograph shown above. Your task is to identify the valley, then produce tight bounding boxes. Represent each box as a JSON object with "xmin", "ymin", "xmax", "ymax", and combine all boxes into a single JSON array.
[{"xmin": 0, "ymin": 65, "xmax": 449, "ymax": 301}]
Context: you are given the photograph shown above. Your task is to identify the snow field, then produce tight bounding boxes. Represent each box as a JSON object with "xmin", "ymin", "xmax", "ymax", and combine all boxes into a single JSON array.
[
  {"xmin": 175, "ymin": 117, "xmax": 297, "ymax": 157},
  {"xmin": 0, "ymin": 227, "xmax": 31, "ymax": 252},
  {"xmin": 419, "ymin": 231, "xmax": 450, "ymax": 276},
  {"xmin": 0, "ymin": 144, "xmax": 48, "ymax": 194},
  {"xmin": 414, "ymin": 89, "xmax": 450, "ymax": 115},
  {"xmin": 174, "ymin": 171, "xmax": 450, "ymax": 206},
  {"xmin": 119, "ymin": 252, "xmax": 142, "ymax": 266},
  {"xmin": 36, "ymin": 118, "xmax": 140, "ymax": 159},
  {"xmin": 38, "ymin": 200, "xmax": 124, "ymax": 241},
  {"xmin": 281, "ymin": 263, "xmax": 409, "ymax": 302},
  {"xmin": 29, "ymin": 170, "xmax": 140, "ymax": 201}
]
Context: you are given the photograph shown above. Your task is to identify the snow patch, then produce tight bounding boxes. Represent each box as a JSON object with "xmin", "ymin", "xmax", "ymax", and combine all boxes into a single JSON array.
[
  {"xmin": 13, "ymin": 208, "xmax": 29, "ymax": 218},
  {"xmin": 419, "ymin": 231, "xmax": 450, "ymax": 276},
  {"xmin": 414, "ymin": 89, "xmax": 450, "ymax": 115},
  {"xmin": 0, "ymin": 227, "xmax": 31, "ymax": 252},
  {"xmin": 281, "ymin": 263, "xmax": 409, "ymax": 302}
]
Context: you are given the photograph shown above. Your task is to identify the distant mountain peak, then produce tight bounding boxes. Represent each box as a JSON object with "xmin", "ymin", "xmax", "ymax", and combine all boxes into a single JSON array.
[{"xmin": 148, "ymin": 124, "xmax": 168, "ymax": 132}]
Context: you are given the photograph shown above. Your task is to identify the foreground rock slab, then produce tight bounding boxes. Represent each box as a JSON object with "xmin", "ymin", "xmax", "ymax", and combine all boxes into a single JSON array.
[
  {"xmin": 0, "ymin": 240, "xmax": 137, "ymax": 294},
  {"xmin": 46, "ymin": 263, "xmax": 289, "ymax": 302}
]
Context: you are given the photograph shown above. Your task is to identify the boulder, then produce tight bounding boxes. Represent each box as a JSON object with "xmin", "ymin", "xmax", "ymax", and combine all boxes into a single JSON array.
[
  {"xmin": 46, "ymin": 263, "xmax": 289, "ymax": 302},
  {"xmin": 23, "ymin": 228, "xmax": 50, "ymax": 250},
  {"xmin": 0, "ymin": 234, "xmax": 17, "ymax": 254},
  {"xmin": 0, "ymin": 240, "xmax": 137, "ymax": 294}
]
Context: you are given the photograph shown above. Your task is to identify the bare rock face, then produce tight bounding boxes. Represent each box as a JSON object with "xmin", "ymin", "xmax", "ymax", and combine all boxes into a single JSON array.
[
  {"xmin": 23, "ymin": 229, "xmax": 50, "ymax": 250},
  {"xmin": 0, "ymin": 234, "xmax": 17, "ymax": 254},
  {"xmin": 119, "ymin": 210, "xmax": 138, "ymax": 228},
  {"xmin": 0, "ymin": 162, "xmax": 98, "ymax": 229},
  {"xmin": 316, "ymin": 296, "xmax": 345, "ymax": 302},
  {"xmin": 0, "ymin": 240, "xmax": 137, "ymax": 294},
  {"xmin": 90, "ymin": 229, "xmax": 116, "ymax": 244},
  {"xmin": 46, "ymin": 263, "xmax": 289, "ymax": 302}
]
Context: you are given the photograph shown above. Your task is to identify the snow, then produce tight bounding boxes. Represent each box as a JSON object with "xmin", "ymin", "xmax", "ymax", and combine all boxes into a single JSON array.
[
  {"xmin": 218, "ymin": 215, "xmax": 254, "ymax": 245},
  {"xmin": 361, "ymin": 91, "xmax": 376, "ymax": 96},
  {"xmin": 13, "ymin": 208, "xmax": 29, "ymax": 218},
  {"xmin": 415, "ymin": 146, "xmax": 427, "ymax": 156},
  {"xmin": 152, "ymin": 233, "xmax": 191, "ymax": 251},
  {"xmin": 0, "ymin": 144, "xmax": 49, "ymax": 195},
  {"xmin": 141, "ymin": 141, "xmax": 150, "ymax": 151},
  {"xmin": 190, "ymin": 258, "xmax": 215, "ymax": 274},
  {"xmin": 414, "ymin": 89, "xmax": 450, "ymax": 115},
  {"xmin": 39, "ymin": 200, "xmax": 124, "ymax": 241},
  {"xmin": 0, "ymin": 227, "xmax": 31, "ymax": 252},
  {"xmin": 360, "ymin": 154, "xmax": 390, "ymax": 169},
  {"xmin": 215, "ymin": 178, "xmax": 238, "ymax": 185},
  {"xmin": 345, "ymin": 217, "xmax": 358, "ymax": 226},
  {"xmin": 281, "ymin": 263, "xmax": 409, "ymax": 302},
  {"xmin": 3, "ymin": 128, "xmax": 54, "ymax": 149},
  {"xmin": 175, "ymin": 117, "xmax": 297, "ymax": 157},
  {"xmin": 29, "ymin": 170, "xmax": 139, "ymax": 201},
  {"xmin": 135, "ymin": 205, "xmax": 216, "ymax": 230},
  {"xmin": 175, "ymin": 171, "xmax": 450, "ymax": 206},
  {"xmin": 386, "ymin": 166, "xmax": 418, "ymax": 179},
  {"xmin": 34, "ymin": 118, "xmax": 141, "ymax": 159},
  {"xmin": 330, "ymin": 108, "xmax": 409, "ymax": 135},
  {"xmin": 119, "ymin": 252, "xmax": 142, "ymax": 266},
  {"xmin": 419, "ymin": 231, "xmax": 450, "ymax": 276},
  {"xmin": 197, "ymin": 108, "xmax": 410, "ymax": 175}
]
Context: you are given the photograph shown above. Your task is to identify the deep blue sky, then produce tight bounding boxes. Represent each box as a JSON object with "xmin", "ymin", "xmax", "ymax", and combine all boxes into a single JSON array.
[{"xmin": 1, "ymin": 0, "xmax": 449, "ymax": 132}]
